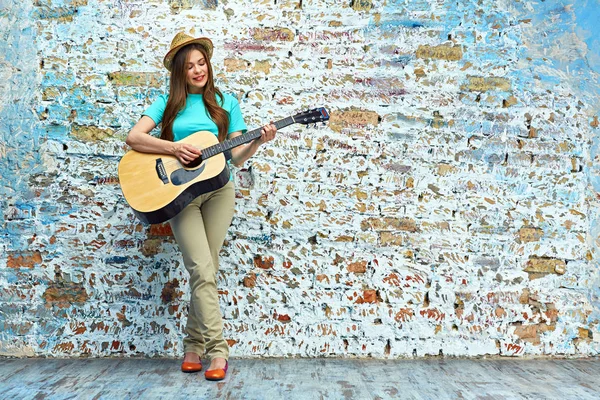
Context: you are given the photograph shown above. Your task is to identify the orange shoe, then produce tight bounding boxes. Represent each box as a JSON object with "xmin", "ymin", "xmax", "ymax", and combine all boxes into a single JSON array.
[
  {"xmin": 204, "ymin": 361, "xmax": 228, "ymax": 381},
  {"xmin": 181, "ymin": 360, "xmax": 203, "ymax": 373}
]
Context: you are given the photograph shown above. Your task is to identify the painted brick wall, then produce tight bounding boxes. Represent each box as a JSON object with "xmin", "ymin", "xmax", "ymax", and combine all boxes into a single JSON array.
[{"xmin": 1, "ymin": 0, "xmax": 600, "ymax": 358}]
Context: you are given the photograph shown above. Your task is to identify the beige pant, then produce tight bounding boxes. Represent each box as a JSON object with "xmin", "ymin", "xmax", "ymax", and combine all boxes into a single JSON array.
[{"xmin": 169, "ymin": 181, "xmax": 235, "ymax": 361}]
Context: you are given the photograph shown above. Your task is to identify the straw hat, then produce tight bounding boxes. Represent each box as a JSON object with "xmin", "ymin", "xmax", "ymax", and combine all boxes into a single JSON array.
[{"xmin": 163, "ymin": 32, "xmax": 213, "ymax": 71}]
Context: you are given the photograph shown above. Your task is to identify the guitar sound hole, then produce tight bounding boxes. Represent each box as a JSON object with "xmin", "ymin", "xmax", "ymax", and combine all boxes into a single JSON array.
[{"xmin": 186, "ymin": 155, "xmax": 203, "ymax": 169}]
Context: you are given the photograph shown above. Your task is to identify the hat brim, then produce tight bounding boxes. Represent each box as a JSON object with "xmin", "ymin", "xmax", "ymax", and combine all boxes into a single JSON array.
[{"xmin": 163, "ymin": 37, "xmax": 213, "ymax": 71}]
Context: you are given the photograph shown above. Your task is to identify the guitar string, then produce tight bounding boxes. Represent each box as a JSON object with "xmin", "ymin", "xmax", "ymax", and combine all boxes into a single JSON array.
[
  {"xmin": 155, "ymin": 116, "xmax": 310, "ymax": 168},
  {"xmin": 157, "ymin": 128, "xmax": 264, "ymax": 168},
  {"xmin": 158, "ymin": 125, "xmax": 324, "ymax": 169}
]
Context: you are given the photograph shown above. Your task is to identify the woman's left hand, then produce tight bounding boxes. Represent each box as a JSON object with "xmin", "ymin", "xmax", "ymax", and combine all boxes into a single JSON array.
[{"xmin": 256, "ymin": 122, "xmax": 277, "ymax": 146}]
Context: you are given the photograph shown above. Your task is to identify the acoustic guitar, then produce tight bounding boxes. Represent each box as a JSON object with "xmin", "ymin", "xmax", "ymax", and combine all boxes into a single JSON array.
[{"xmin": 118, "ymin": 107, "xmax": 330, "ymax": 224}]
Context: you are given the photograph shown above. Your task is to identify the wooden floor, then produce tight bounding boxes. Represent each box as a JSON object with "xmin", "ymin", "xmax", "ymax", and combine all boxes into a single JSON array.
[{"xmin": 1, "ymin": 358, "xmax": 599, "ymax": 399}]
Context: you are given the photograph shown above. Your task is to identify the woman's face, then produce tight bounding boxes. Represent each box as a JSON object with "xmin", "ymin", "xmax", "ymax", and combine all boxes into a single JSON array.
[{"xmin": 185, "ymin": 49, "xmax": 209, "ymax": 94}]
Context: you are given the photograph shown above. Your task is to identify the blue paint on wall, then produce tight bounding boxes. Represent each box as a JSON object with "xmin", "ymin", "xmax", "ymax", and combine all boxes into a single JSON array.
[
  {"xmin": 0, "ymin": 3, "xmax": 44, "ymax": 199},
  {"xmin": 105, "ymin": 256, "xmax": 130, "ymax": 265},
  {"xmin": 374, "ymin": 20, "xmax": 427, "ymax": 30},
  {"xmin": 513, "ymin": 0, "xmax": 600, "ymax": 100},
  {"xmin": 573, "ymin": 1, "xmax": 600, "ymax": 74},
  {"xmin": 42, "ymin": 71, "xmax": 76, "ymax": 88},
  {"xmin": 34, "ymin": 125, "xmax": 71, "ymax": 141}
]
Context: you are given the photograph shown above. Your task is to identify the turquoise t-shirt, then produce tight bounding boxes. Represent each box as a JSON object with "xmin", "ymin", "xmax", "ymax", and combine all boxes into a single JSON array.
[
  {"xmin": 142, "ymin": 92, "xmax": 247, "ymax": 180},
  {"xmin": 143, "ymin": 92, "xmax": 247, "ymax": 140}
]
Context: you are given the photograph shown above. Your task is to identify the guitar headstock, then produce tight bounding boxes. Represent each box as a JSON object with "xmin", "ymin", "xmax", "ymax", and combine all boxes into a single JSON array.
[{"xmin": 293, "ymin": 107, "xmax": 330, "ymax": 125}]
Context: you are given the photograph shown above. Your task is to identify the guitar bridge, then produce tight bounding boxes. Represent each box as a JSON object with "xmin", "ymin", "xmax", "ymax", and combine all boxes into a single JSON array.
[{"xmin": 155, "ymin": 159, "xmax": 169, "ymax": 184}]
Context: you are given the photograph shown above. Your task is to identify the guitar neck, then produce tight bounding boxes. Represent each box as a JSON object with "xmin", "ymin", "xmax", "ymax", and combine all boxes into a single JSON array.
[{"xmin": 201, "ymin": 116, "xmax": 296, "ymax": 160}]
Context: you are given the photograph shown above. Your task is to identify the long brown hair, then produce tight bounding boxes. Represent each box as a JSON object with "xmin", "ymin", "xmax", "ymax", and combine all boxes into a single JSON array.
[{"xmin": 160, "ymin": 43, "xmax": 229, "ymax": 142}]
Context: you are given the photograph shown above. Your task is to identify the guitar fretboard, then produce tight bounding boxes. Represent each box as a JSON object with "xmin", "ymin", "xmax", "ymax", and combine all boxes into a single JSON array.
[{"xmin": 201, "ymin": 116, "xmax": 296, "ymax": 160}]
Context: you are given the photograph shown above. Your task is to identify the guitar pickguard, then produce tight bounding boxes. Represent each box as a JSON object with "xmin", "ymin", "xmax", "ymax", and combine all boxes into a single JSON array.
[{"xmin": 170, "ymin": 163, "xmax": 206, "ymax": 186}]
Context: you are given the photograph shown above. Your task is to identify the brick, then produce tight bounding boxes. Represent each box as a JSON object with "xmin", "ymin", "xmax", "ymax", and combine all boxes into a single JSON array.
[
  {"xmin": 394, "ymin": 308, "xmax": 415, "ymax": 322},
  {"xmin": 254, "ymin": 255, "xmax": 275, "ymax": 270},
  {"xmin": 251, "ymin": 28, "xmax": 295, "ymax": 41},
  {"xmin": 328, "ymin": 108, "xmax": 380, "ymax": 133},
  {"xmin": 53, "ymin": 342, "xmax": 76, "ymax": 353},
  {"xmin": 544, "ymin": 304, "xmax": 559, "ymax": 322},
  {"xmin": 141, "ymin": 238, "xmax": 162, "ymax": 257},
  {"xmin": 462, "ymin": 76, "xmax": 511, "ymax": 92},
  {"xmin": 437, "ymin": 163, "xmax": 456, "ymax": 176},
  {"xmin": 253, "ymin": 60, "xmax": 271, "ymax": 74},
  {"xmin": 361, "ymin": 217, "xmax": 418, "ymax": 232},
  {"xmin": 351, "ymin": 0, "xmax": 373, "ymax": 11},
  {"xmin": 71, "ymin": 125, "xmax": 115, "ymax": 141},
  {"xmin": 432, "ymin": 111, "xmax": 448, "ymax": 129},
  {"xmin": 316, "ymin": 274, "xmax": 330, "ymax": 285},
  {"xmin": 169, "ymin": 0, "xmax": 217, "ymax": 11},
  {"xmin": 274, "ymin": 312, "xmax": 291, "ymax": 323},
  {"xmin": 578, "ymin": 327, "xmax": 593, "ymax": 341},
  {"xmin": 518, "ymin": 227, "xmax": 543, "ymax": 243},
  {"xmin": 160, "ymin": 279, "xmax": 183, "ymax": 303},
  {"xmin": 92, "ymin": 176, "xmax": 119, "ymax": 185},
  {"xmin": 538, "ymin": 324, "xmax": 556, "ymax": 334},
  {"xmin": 524, "ymin": 258, "xmax": 566, "ymax": 277},
  {"xmin": 355, "ymin": 290, "xmax": 378, "ymax": 304},
  {"xmin": 503, "ymin": 96, "xmax": 518, "ymax": 107},
  {"xmin": 347, "ymin": 261, "xmax": 367, "ymax": 274},
  {"xmin": 224, "ymin": 58, "xmax": 249, "ymax": 72},
  {"xmin": 107, "ymin": 72, "xmax": 163, "ymax": 88},
  {"xmin": 34, "ymin": 0, "xmax": 89, "ymax": 6},
  {"xmin": 243, "ymin": 273, "xmax": 257, "ymax": 288},
  {"xmin": 33, "ymin": 6, "xmax": 76, "ymax": 22},
  {"xmin": 495, "ymin": 307, "xmax": 507, "ymax": 318},
  {"xmin": 42, "ymin": 87, "xmax": 62, "ymax": 101},
  {"xmin": 380, "ymin": 232, "xmax": 403, "ymax": 246},
  {"xmin": 513, "ymin": 324, "xmax": 537, "ymax": 340},
  {"xmin": 0, "ymin": 321, "xmax": 34, "ymax": 336},
  {"xmin": 43, "ymin": 282, "xmax": 89, "ymax": 307},
  {"xmin": 148, "ymin": 223, "xmax": 173, "ymax": 237},
  {"xmin": 7, "ymin": 251, "xmax": 42, "ymax": 268},
  {"xmin": 381, "ymin": 273, "xmax": 403, "ymax": 287},
  {"xmin": 416, "ymin": 44, "xmax": 463, "ymax": 61},
  {"xmin": 419, "ymin": 308, "xmax": 446, "ymax": 322}
]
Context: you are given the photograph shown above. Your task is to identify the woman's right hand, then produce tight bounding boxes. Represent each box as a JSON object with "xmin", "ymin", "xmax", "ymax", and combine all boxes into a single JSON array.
[{"xmin": 173, "ymin": 143, "xmax": 202, "ymax": 165}]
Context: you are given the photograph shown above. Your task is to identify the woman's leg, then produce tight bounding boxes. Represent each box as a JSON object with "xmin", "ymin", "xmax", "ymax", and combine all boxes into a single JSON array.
[
  {"xmin": 199, "ymin": 181, "xmax": 235, "ymax": 361},
  {"xmin": 169, "ymin": 181, "xmax": 235, "ymax": 361},
  {"xmin": 169, "ymin": 196, "xmax": 218, "ymax": 358}
]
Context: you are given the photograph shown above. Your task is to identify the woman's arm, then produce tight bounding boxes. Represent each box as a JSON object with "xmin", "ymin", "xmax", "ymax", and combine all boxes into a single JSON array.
[
  {"xmin": 229, "ymin": 123, "xmax": 277, "ymax": 167},
  {"xmin": 125, "ymin": 116, "xmax": 201, "ymax": 165}
]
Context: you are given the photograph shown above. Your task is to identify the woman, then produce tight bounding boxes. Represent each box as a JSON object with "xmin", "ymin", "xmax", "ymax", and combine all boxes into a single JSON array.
[{"xmin": 125, "ymin": 32, "xmax": 277, "ymax": 381}]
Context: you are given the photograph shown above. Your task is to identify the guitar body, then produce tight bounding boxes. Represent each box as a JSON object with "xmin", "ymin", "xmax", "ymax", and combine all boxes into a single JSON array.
[{"xmin": 118, "ymin": 130, "xmax": 230, "ymax": 224}]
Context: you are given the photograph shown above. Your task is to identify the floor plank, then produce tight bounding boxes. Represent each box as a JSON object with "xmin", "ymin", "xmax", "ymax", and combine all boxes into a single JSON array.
[{"xmin": 0, "ymin": 358, "xmax": 599, "ymax": 399}]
